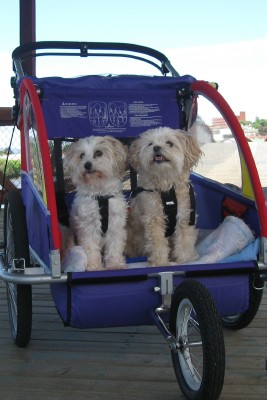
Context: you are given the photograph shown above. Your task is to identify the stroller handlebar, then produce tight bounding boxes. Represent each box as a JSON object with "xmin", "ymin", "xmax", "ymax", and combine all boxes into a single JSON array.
[{"xmin": 12, "ymin": 41, "xmax": 179, "ymax": 77}]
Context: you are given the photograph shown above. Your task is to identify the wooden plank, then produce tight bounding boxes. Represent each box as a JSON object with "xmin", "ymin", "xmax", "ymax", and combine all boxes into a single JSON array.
[
  {"xmin": 1, "ymin": 204, "xmax": 267, "ymax": 399},
  {"xmin": 0, "ymin": 281, "xmax": 267, "ymax": 399}
]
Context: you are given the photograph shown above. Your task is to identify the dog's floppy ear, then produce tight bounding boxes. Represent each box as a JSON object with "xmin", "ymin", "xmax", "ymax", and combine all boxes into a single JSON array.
[
  {"xmin": 176, "ymin": 131, "xmax": 203, "ymax": 170},
  {"xmin": 64, "ymin": 141, "xmax": 79, "ymax": 173},
  {"xmin": 128, "ymin": 138, "xmax": 141, "ymax": 172},
  {"xmin": 102, "ymin": 136, "xmax": 128, "ymax": 177}
]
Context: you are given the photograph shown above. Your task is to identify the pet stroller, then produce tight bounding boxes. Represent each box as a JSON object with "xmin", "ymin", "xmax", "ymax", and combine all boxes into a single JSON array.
[{"xmin": 1, "ymin": 41, "xmax": 267, "ymax": 400}]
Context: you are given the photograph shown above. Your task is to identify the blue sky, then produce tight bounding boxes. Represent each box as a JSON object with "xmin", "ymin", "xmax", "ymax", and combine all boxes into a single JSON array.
[
  {"xmin": 1, "ymin": 0, "xmax": 267, "ymax": 121},
  {"xmin": 2, "ymin": 0, "xmax": 267, "ymax": 51}
]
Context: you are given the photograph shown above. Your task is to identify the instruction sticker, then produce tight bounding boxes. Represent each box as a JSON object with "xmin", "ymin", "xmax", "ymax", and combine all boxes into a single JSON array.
[
  {"xmin": 58, "ymin": 99, "xmax": 165, "ymax": 135},
  {"xmin": 60, "ymin": 103, "xmax": 87, "ymax": 119}
]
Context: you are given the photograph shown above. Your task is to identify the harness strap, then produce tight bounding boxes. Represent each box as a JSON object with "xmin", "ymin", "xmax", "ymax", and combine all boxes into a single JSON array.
[
  {"xmin": 97, "ymin": 195, "xmax": 114, "ymax": 235},
  {"xmin": 160, "ymin": 187, "xmax": 178, "ymax": 237},
  {"xmin": 131, "ymin": 184, "xmax": 196, "ymax": 236},
  {"xmin": 188, "ymin": 183, "xmax": 196, "ymax": 226},
  {"xmin": 73, "ymin": 193, "xmax": 115, "ymax": 242}
]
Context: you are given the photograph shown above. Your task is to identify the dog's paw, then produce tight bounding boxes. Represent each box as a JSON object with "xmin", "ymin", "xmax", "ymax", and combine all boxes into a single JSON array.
[
  {"xmin": 85, "ymin": 261, "xmax": 105, "ymax": 271},
  {"xmin": 105, "ymin": 261, "xmax": 127, "ymax": 270},
  {"xmin": 85, "ymin": 253, "xmax": 104, "ymax": 271},
  {"xmin": 173, "ymin": 251, "xmax": 198, "ymax": 264},
  {"xmin": 85, "ymin": 265, "xmax": 105, "ymax": 271},
  {"xmin": 148, "ymin": 258, "xmax": 170, "ymax": 267}
]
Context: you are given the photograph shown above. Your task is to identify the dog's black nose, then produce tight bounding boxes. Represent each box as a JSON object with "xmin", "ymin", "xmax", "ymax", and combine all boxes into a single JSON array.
[
  {"xmin": 153, "ymin": 145, "xmax": 161, "ymax": 153},
  {"xmin": 84, "ymin": 161, "xmax": 92, "ymax": 171}
]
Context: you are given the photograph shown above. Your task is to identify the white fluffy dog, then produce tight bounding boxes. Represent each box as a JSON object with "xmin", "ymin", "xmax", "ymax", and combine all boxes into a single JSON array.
[
  {"xmin": 64, "ymin": 136, "xmax": 127, "ymax": 271},
  {"xmin": 126, "ymin": 127, "xmax": 202, "ymax": 266}
]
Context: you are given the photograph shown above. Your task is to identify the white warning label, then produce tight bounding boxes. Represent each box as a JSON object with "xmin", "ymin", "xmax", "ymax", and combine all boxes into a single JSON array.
[
  {"xmin": 128, "ymin": 101, "xmax": 162, "ymax": 127},
  {"xmin": 60, "ymin": 103, "xmax": 87, "ymax": 119}
]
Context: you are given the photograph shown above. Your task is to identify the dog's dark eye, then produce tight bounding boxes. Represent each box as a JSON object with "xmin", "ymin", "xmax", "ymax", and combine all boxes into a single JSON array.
[
  {"xmin": 166, "ymin": 141, "xmax": 173, "ymax": 147},
  {"xmin": 79, "ymin": 152, "xmax": 85, "ymax": 159},
  {"xmin": 94, "ymin": 150, "xmax": 103, "ymax": 158},
  {"xmin": 148, "ymin": 143, "xmax": 153, "ymax": 146}
]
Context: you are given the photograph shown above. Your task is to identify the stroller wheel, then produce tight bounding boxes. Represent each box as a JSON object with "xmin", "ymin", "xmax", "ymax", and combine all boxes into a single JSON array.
[
  {"xmin": 4, "ymin": 190, "xmax": 32, "ymax": 348},
  {"xmin": 169, "ymin": 279, "xmax": 225, "ymax": 400},
  {"xmin": 221, "ymin": 274, "xmax": 263, "ymax": 330}
]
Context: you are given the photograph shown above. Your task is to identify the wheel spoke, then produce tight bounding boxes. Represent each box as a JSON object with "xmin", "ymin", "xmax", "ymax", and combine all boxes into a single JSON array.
[
  {"xmin": 7, "ymin": 283, "xmax": 18, "ymax": 335},
  {"xmin": 175, "ymin": 298, "xmax": 204, "ymax": 390},
  {"xmin": 189, "ymin": 314, "xmax": 200, "ymax": 331},
  {"xmin": 4, "ymin": 191, "xmax": 32, "ymax": 347},
  {"xmin": 180, "ymin": 304, "xmax": 191, "ymax": 336},
  {"xmin": 7, "ymin": 284, "xmax": 17, "ymax": 314},
  {"xmin": 183, "ymin": 349, "xmax": 202, "ymax": 383},
  {"xmin": 170, "ymin": 280, "xmax": 225, "ymax": 399}
]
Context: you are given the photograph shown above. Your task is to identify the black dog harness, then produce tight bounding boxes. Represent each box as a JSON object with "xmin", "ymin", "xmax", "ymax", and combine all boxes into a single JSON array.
[
  {"xmin": 130, "ymin": 184, "xmax": 196, "ymax": 237},
  {"xmin": 96, "ymin": 195, "xmax": 114, "ymax": 235},
  {"xmin": 75, "ymin": 193, "xmax": 114, "ymax": 236}
]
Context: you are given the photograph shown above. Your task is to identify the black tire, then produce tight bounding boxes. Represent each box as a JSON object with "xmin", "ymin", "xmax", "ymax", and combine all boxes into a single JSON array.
[
  {"xmin": 221, "ymin": 274, "xmax": 263, "ymax": 330},
  {"xmin": 4, "ymin": 190, "xmax": 32, "ymax": 348},
  {"xmin": 169, "ymin": 279, "xmax": 225, "ymax": 400}
]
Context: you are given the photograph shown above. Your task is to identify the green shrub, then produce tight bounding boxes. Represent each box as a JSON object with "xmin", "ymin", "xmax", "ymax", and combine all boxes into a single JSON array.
[{"xmin": 0, "ymin": 159, "xmax": 21, "ymax": 179}]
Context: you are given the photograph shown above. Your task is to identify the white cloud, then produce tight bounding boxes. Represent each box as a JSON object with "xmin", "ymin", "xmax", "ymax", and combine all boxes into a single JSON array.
[{"xmin": 165, "ymin": 39, "xmax": 267, "ymax": 121}]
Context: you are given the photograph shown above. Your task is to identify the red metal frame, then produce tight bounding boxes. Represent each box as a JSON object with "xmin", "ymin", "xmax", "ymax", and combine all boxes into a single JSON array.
[{"xmin": 19, "ymin": 77, "xmax": 61, "ymax": 250}]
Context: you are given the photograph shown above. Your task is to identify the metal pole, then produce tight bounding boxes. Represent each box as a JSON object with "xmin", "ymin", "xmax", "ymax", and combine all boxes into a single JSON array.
[{"xmin": 20, "ymin": 0, "xmax": 36, "ymax": 76}]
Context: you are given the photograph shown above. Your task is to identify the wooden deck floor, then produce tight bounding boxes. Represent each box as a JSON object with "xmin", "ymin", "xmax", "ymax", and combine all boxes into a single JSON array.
[{"xmin": 1, "ymin": 210, "xmax": 267, "ymax": 399}]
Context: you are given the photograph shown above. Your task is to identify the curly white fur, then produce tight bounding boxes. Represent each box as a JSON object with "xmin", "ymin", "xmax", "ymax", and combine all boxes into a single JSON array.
[
  {"xmin": 126, "ymin": 127, "xmax": 202, "ymax": 266},
  {"xmin": 63, "ymin": 136, "xmax": 128, "ymax": 271}
]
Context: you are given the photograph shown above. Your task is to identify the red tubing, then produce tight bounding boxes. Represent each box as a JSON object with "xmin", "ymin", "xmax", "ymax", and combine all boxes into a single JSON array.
[{"xmin": 19, "ymin": 78, "xmax": 61, "ymax": 250}]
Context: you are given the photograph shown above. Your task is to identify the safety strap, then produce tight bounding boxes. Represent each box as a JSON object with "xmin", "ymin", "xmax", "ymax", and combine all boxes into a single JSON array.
[
  {"xmin": 160, "ymin": 187, "xmax": 178, "ymax": 237},
  {"xmin": 97, "ymin": 195, "xmax": 114, "ymax": 235},
  {"xmin": 74, "ymin": 193, "xmax": 115, "ymax": 237},
  {"xmin": 188, "ymin": 183, "xmax": 196, "ymax": 226},
  {"xmin": 130, "ymin": 183, "xmax": 196, "ymax": 237}
]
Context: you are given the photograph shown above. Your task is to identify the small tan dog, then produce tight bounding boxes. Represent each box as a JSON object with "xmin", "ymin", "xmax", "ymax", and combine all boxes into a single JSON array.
[
  {"xmin": 126, "ymin": 127, "xmax": 202, "ymax": 266},
  {"xmin": 63, "ymin": 136, "xmax": 127, "ymax": 271}
]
